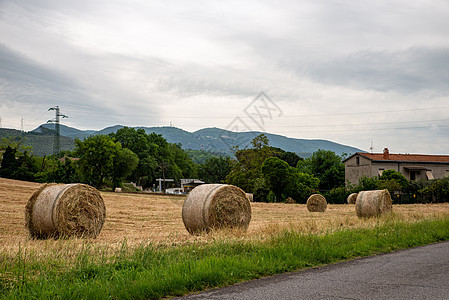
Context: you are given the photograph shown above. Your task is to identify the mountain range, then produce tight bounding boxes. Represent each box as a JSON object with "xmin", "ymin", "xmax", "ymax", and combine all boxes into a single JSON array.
[{"xmin": 1, "ymin": 124, "xmax": 363, "ymax": 157}]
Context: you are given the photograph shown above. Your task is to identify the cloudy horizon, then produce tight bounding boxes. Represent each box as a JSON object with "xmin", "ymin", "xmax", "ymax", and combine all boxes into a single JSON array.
[{"xmin": 1, "ymin": 0, "xmax": 449, "ymax": 154}]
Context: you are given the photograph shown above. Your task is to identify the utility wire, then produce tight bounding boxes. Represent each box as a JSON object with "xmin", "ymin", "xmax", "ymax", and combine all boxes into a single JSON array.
[
  {"xmin": 62, "ymin": 104, "xmax": 449, "ymax": 119},
  {"xmin": 273, "ymin": 123, "xmax": 449, "ymax": 134},
  {"xmin": 262, "ymin": 118, "xmax": 449, "ymax": 128}
]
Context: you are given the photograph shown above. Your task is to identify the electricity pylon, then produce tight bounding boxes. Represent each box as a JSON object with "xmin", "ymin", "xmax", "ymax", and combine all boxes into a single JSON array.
[{"xmin": 48, "ymin": 106, "xmax": 68, "ymax": 157}]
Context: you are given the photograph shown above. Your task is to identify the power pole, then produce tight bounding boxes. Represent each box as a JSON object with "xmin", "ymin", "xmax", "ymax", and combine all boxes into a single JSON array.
[{"xmin": 48, "ymin": 106, "xmax": 68, "ymax": 157}]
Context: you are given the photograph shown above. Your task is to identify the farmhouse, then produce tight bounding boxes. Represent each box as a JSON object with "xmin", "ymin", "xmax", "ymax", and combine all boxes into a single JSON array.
[
  {"xmin": 344, "ymin": 148, "xmax": 449, "ymax": 186},
  {"xmin": 180, "ymin": 179, "xmax": 205, "ymax": 193}
]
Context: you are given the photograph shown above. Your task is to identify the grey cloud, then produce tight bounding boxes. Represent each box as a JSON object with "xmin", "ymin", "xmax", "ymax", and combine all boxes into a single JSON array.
[
  {"xmin": 156, "ymin": 71, "xmax": 260, "ymax": 99},
  {"xmin": 0, "ymin": 44, "xmax": 150, "ymax": 127},
  {"xmin": 291, "ymin": 47, "xmax": 449, "ymax": 93},
  {"xmin": 0, "ymin": 44, "xmax": 90, "ymax": 103}
]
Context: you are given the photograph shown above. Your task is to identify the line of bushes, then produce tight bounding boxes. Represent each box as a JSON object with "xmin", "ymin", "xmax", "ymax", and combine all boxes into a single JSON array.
[{"xmin": 325, "ymin": 171, "xmax": 449, "ymax": 204}]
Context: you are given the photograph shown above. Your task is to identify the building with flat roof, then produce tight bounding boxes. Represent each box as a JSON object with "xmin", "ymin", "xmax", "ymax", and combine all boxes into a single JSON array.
[{"xmin": 180, "ymin": 179, "xmax": 205, "ymax": 193}]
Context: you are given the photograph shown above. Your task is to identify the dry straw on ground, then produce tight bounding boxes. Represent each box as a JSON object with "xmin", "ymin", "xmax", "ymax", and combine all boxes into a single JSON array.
[
  {"xmin": 25, "ymin": 183, "xmax": 106, "ymax": 239},
  {"xmin": 307, "ymin": 194, "xmax": 328, "ymax": 212},
  {"xmin": 2, "ymin": 178, "xmax": 449, "ymax": 255},
  {"xmin": 182, "ymin": 184, "xmax": 251, "ymax": 234},
  {"xmin": 355, "ymin": 189, "xmax": 392, "ymax": 218},
  {"xmin": 347, "ymin": 193, "xmax": 358, "ymax": 204}
]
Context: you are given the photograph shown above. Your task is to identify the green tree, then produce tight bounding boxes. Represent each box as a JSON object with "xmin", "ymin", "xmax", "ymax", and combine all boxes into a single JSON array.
[
  {"xmin": 379, "ymin": 169, "xmax": 409, "ymax": 191},
  {"xmin": 252, "ymin": 177, "xmax": 270, "ymax": 202},
  {"xmin": 111, "ymin": 148, "xmax": 139, "ymax": 190},
  {"xmin": 0, "ymin": 146, "xmax": 17, "ymax": 177},
  {"xmin": 419, "ymin": 177, "xmax": 449, "ymax": 203},
  {"xmin": 352, "ymin": 176, "xmax": 379, "ymax": 192},
  {"xmin": 378, "ymin": 179, "xmax": 402, "ymax": 193},
  {"xmin": 186, "ymin": 150, "xmax": 224, "ymax": 164},
  {"xmin": 287, "ymin": 171, "xmax": 320, "ymax": 203},
  {"xmin": 168, "ymin": 143, "xmax": 196, "ymax": 181},
  {"xmin": 35, "ymin": 157, "xmax": 81, "ymax": 184},
  {"xmin": 13, "ymin": 151, "xmax": 36, "ymax": 181},
  {"xmin": 325, "ymin": 186, "xmax": 351, "ymax": 204},
  {"xmin": 297, "ymin": 149, "xmax": 345, "ymax": 191},
  {"xmin": 226, "ymin": 134, "xmax": 273, "ymax": 194},
  {"xmin": 59, "ymin": 159, "xmax": 81, "ymax": 183},
  {"xmin": 251, "ymin": 133, "xmax": 270, "ymax": 149},
  {"xmin": 111, "ymin": 127, "xmax": 195, "ymax": 188},
  {"xmin": 271, "ymin": 147, "xmax": 302, "ymax": 167},
  {"xmin": 0, "ymin": 145, "xmax": 38, "ymax": 181},
  {"xmin": 261, "ymin": 157, "xmax": 320, "ymax": 203},
  {"xmin": 0, "ymin": 136, "xmax": 32, "ymax": 155},
  {"xmin": 111, "ymin": 127, "xmax": 156, "ymax": 187},
  {"xmin": 261, "ymin": 157, "xmax": 291, "ymax": 201},
  {"xmin": 198, "ymin": 156, "xmax": 232, "ymax": 184},
  {"xmin": 74, "ymin": 135, "xmax": 121, "ymax": 188}
]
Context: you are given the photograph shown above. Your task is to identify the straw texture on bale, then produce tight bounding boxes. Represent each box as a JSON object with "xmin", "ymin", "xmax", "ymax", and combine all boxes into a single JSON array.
[
  {"xmin": 306, "ymin": 194, "xmax": 327, "ymax": 212},
  {"xmin": 285, "ymin": 197, "xmax": 295, "ymax": 204},
  {"xmin": 355, "ymin": 189, "xmax": 392, "ymax": 218},
  {"xmin": 347, "ymin": 193, "xmax": 358, "ymax": 204},
  {"xmin": 25, "ymin": 183, "xmax": 106, "ymax": 239},
  {"xmin": 182, "ymin": 184, "xmax": 251, "ymax": 234}
]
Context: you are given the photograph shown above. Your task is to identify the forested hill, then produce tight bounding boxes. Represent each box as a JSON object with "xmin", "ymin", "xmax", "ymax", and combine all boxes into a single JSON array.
[{"xmin": 0, "ymin": 124, "xmax": 362, "ymax": 157}]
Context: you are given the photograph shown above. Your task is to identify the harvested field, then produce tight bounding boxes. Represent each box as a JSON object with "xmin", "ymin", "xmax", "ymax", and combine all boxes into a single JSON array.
[{"xmin": 1, "ymin": 178, "xmax": 449, "ymax": 254}]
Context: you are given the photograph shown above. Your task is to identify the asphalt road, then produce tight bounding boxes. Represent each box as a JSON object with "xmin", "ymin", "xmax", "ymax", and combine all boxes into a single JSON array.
[{"xmin": 178, "ymin": 241, "xmax": 449, "ymax": 300}]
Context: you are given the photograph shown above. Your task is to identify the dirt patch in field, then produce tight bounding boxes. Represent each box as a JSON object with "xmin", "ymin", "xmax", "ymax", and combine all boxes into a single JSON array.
[{"xmin": 1, "ymin": 178, "xmax": 449, "ymax": 253}]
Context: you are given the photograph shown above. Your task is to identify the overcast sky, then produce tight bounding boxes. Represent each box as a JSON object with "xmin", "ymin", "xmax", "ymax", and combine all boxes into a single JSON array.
[{"xmin": 1, "ymin": 0, "xmax": 449, "ymax": 154}]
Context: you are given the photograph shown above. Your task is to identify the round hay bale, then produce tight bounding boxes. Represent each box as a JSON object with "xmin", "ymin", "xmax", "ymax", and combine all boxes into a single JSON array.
[
  {"xmin": 245, "ymin": 193, "xmax": 254, "ymax": 202},
  {"xmin": 306, "ymin": 194, "xmax": 327, "ymax": 212},
  {"xmin": 347, "ymin": 192, "xmax": 358, "ymax": 204},
  {"xmin": 114, "ymin": 187, "xmax": 122, "ymax": 193},
  {"xmin": 355, "ymin": 189, "xmax": 392, "ymax": 218},
  {"xmin": 25, "ymin": 183, "xmax": 106, "ymax": 239},
  {"xmin": 182, "ymin": 184, "xmax": 251, "ymax": 234},
  {"xmin": 285, "ymin": 197, "xmax": 295, "ymax": 204}
]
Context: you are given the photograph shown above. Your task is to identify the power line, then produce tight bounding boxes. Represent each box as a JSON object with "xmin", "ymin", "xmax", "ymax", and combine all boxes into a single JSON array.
[
  {"xmin": 61, "ymin": 104, "xmax": 449, "ymax": 119},
  {"xmin": 262, "ymin": 118, "xmax": 449, "ymax": 128},
  {"xmin": 273, "ymin": 123, "xmax": 449, "ymax": 134}
]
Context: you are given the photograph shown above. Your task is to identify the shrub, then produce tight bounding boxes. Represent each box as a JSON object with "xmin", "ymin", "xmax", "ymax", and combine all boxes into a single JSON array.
[
  {"xmin": 419, "ymin": 177, "xmax": 449, "ymax": 203},
  {"xmin": 325, "ymin": 186, "xmax": 351, "ymax": 204}
]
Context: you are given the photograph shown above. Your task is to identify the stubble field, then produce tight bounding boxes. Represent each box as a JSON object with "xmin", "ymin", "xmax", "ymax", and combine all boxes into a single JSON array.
[{"xmin": 1, "ymin": 177, "xmax": 449, "ymax": 254}]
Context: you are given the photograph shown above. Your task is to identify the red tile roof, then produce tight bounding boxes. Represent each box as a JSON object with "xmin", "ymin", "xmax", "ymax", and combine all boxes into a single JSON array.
[{"xmin": 358, "ymin": 152, "xmax": 449, "ymax": 163}]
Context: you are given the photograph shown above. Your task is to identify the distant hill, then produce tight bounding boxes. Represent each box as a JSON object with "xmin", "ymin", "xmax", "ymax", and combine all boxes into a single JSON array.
[
  {"xmin": 192, "ymin": 128, "xmax": 361, "ymax": 157},
  {"xmin": 0, "ymin": 128, "xmax": 74, "ymax": 157},
  {"xmin": 0, "ymin": 124, "xmax": 363, "ymax": 158},
  {"xmin": 34, "ymin": 124, "xmax": 96, "ymax": 140},
  {"xmin": 89, "ymin": 126, "xmax": 361, "ymax": 157}
]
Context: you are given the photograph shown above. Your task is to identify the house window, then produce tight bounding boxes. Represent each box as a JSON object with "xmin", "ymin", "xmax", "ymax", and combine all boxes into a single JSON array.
[
  {"xmin": 410, "ymin": 170, "xmax": 420, "ymax": 181},
  {"xmin": 356, "ymin": 157, "xmax": 360, "ymax": 166}
]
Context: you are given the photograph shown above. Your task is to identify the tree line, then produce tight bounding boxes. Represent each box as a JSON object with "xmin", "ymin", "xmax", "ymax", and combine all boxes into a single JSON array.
[{"xmin": 1, "ymin": 129, "xmax": 448, "ymax": 203}]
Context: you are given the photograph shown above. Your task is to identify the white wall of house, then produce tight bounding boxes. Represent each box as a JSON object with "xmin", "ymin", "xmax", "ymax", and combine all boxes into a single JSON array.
[{"xmin": 345, "ymin": 155, "xmax": 373, "ymax": 186}]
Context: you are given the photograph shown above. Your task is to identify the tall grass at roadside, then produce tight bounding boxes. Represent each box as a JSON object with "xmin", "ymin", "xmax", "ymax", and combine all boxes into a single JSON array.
[{"xmin": 1, "ymin": 217, "xmax": 449, "ymax": 299}]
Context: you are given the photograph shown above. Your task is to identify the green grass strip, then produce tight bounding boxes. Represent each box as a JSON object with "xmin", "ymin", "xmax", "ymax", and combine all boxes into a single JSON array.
[{"xmin": 1, "ymin": 218, "xmax": 449, "ymax": 299}]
